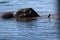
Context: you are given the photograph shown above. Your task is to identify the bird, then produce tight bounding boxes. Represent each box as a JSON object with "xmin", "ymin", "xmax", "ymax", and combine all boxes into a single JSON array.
[{"xmin": 48, "ymin": 14, "xmax": 51, "ymax": 18}]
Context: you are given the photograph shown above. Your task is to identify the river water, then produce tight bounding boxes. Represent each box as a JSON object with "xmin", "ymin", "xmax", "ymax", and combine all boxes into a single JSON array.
[{"xmin": 0, "ymin": 0, "xmax": 59, "ymax": 40}]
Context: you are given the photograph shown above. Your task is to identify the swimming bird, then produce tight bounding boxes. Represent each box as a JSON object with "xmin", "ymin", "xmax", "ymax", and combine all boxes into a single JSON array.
[{"xmin": 48, "ymin": 14, "xmax": 51, "ymax": 18}]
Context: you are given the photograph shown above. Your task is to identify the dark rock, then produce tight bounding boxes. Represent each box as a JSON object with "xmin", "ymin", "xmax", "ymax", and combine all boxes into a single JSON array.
[
  {"xmin": 13, "ymin": 8, "xmax": 40, "ymax": 18},
  {"xmin": 0, "ymin": 8, "xmax": 40, "ymax": 21},
  {"xmin": 1, "ymin": 12, "xmax": 14, "ymax": 19}
]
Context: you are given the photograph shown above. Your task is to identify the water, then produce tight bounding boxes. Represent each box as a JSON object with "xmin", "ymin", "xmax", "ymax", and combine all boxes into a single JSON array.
[{"xmin": 0, "ymin": 0, "xmax": 59, "ymax": 40}]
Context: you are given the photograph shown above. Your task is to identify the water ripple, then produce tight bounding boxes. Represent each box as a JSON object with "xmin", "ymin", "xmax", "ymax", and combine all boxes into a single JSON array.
[{"xmin": 0, "ymin": 1, "xmax": 9, "ymax": 4}]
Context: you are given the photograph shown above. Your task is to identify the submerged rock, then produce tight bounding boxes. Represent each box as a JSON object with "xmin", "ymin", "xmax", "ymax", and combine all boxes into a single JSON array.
[{"xmin": 15, "ymin": 17, "xmax": 38, "ymax": 22}]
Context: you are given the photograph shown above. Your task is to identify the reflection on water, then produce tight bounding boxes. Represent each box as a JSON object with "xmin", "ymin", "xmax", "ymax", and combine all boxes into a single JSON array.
[
  {"xmin": 0, "ymin": 18, "xmax": 58, "ymax": 40},
  {"xmin": 0, "ymin": 0, "xmax": 58, "ymax": 40}
]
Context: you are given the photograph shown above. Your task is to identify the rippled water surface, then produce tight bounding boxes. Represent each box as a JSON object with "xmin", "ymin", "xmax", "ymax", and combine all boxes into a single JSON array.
[{"xmin": 0, "ymin": 0, "xmax": 59, "ymax": 40}]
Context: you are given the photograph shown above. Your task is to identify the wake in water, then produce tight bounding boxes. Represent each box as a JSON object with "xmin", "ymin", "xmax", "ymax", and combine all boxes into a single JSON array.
[{"xmin": 0, "ymin": 1, "xmax": 9, "ymax": 4}]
